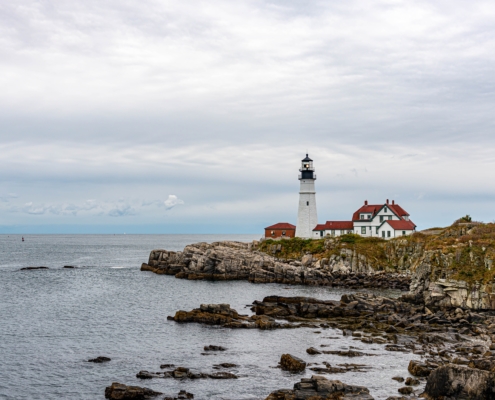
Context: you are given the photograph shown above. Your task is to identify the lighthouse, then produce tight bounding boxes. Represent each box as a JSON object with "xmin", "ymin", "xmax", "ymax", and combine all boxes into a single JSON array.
[{"xmin": 295, "ymin": 154, "xmax": 318, "ymax": 238}]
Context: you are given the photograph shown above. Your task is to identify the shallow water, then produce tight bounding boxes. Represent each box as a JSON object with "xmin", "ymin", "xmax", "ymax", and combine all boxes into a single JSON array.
[{"xmin": 0, "ymin": 235, "xmax": 419, "ymax": 400}]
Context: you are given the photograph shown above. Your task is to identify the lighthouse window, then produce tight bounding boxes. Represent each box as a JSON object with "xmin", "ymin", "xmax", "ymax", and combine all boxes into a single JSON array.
[{"xmin": 306, "ymin": 201, "xmax": 309, "ymax": 206}]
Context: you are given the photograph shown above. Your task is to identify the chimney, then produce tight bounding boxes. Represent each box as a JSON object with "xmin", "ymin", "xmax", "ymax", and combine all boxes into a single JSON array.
[
  {"xmin": 386, "ymin": 199, "xmax": 389, "ymax": 204},
  {"xmin": 364, "ymin": 200, "xmax": 368, "ymax": 205},
  {"xmin": 392, "ymin": 200, "xmax": 395, "ymax": 205}
]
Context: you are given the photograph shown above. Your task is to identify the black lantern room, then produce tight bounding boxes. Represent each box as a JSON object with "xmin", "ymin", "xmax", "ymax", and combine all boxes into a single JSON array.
[{"xmin": 299, "ymin": 154, "xmax": 316, "ymax": 180}]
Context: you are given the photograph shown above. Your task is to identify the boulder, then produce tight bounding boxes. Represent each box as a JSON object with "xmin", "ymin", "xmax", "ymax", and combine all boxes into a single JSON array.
[
  {"xmin": 104, "ymin": 382, "xmax": 162, "ymax": 399},
  {"xmin": 408, "ymin": 360, "xmax": 431, "ymax": 377},
  {"xmin": 265, "ymin": 375, "xmax": 373, "ymax": 399},
  {"xmin": 398, "ymin": 386, "xmax": 413, "ymax": 395},
  {"xmin": 88, "ymin": 356, "xmax": 111, "ymax": 363},
  {"xmin": 280, "ymin": 354, "xmax": 306, "ymax": 372},
  {"xmin": 423, "ymin": 364, "xmax": 495, "ymax": 400},
  {"xmin": 306, "ymin": 347, "xmax": 322, "ymax": 355},
  {"xmin": 204, "ymin": 345, "xmax": 226, "ymax": 351}
]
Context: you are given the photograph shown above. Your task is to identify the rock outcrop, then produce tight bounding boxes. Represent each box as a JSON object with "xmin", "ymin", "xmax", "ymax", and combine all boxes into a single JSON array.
[
  {"xmin": 169, "ymin": 303, "xmax": 316, "ymax": 330},
  {"xmin": 265, "ymin": 375, "xmax": 374, "ymax": 400},
  {"xmin": 104, "ymin": 382, "xmax": 162, "ymax": 399},
  {"xmin": 143, "ymin": 222, "xmax": 495, "ymax": 310},
  {"xmin": 423, "ymin": 364, "xmax": 495, "ymax": 400},
  {"xmin": 142, "ymin": 241, "xmax": 410, "ymax": 290},
  {"xmin": 279, "ymin": 354, "xmax": 306, "ymax": 372}
]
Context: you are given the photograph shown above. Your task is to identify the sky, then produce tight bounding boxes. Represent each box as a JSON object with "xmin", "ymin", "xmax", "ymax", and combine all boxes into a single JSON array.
[{"xmin": 1, "ymin": 0, "xmax": 495, "ymax": 234}]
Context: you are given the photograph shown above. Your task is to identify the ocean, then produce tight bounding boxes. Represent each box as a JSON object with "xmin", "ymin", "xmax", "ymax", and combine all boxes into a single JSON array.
[{"xmin": 0, "ymin": 234, "xmax": 419, "ymax": 399}]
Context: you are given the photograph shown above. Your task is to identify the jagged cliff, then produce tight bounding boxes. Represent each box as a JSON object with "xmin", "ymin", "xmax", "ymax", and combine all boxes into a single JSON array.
[{"xmin": 141, "ymin": 222, "xmax": 495, "ymax": 310}]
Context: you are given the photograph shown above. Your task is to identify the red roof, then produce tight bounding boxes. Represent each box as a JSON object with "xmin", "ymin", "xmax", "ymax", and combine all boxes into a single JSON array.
[
  {"xmin": 313, "ymin": 221, "xmax": 354, "ymax": 231},
  {"xmin": 352, "ymin": 201, "xmax": 410, "ymax": 221},
  {"xmin": 265, "ymin": 222, "xmax": 296, "ymax": 230},
  {"xmin": 384, "ymin": 220, "xmax": 416, "ymax": 230},
  {"xmin": 352, "ymin": 205, "xmax": 381, "ymax": 220}
]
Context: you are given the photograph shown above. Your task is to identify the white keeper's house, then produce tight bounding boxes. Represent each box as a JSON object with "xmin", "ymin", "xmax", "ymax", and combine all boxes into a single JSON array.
[{"xmin": 313, "ymin": 199, "xmax": 416, "ymax": 239}]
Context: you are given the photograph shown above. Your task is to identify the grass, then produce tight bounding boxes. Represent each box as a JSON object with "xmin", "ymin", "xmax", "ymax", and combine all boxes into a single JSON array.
[{"xmin": 257, "ymin": 219, "xmax": 495, "ymax": 284}]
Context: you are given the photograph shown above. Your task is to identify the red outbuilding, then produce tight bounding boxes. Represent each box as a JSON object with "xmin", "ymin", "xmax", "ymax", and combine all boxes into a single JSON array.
[{"xmin": 264, "ymin": 222, "xmax": 296, "ymax": 238}]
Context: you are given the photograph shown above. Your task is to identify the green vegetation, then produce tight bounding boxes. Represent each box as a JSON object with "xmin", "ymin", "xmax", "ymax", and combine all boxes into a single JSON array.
[{"xmin": 258, "ymin": 220, "xmax": 495, "ymax": 284}]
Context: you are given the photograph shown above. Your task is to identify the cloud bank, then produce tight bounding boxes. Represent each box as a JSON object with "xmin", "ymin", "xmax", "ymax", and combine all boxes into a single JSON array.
[{"xmin": 0, "ymin": 0, "xmax": 494, "ymax": 232}]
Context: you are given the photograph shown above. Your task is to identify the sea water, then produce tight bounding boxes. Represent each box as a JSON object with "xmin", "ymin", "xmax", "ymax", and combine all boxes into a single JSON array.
[{"xmin": 0, "ymin": 234, "xmax": 419, "ymax": 400}]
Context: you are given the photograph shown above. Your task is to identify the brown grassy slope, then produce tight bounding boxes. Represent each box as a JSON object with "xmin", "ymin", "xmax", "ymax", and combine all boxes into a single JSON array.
[{"xmin": 257, "ymin": 222, "xmax": 495, "ymax": 283}]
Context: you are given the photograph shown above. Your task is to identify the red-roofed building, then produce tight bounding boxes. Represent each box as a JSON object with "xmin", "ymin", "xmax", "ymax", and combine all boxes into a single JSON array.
[
  {"xmin": 312, "ymin": 221, "xmax": 354, "ymax": 238},
  {"xmin": 312, "ymin": 199, "xmax": 416, "ymax": 239},
  {"xmin": 265, "ymin": 223, "xmax": 296, "ymax": 239}
]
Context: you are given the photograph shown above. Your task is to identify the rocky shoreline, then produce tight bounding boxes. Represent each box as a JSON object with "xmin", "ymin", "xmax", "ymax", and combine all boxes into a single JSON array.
[
  {"xmin": 164, "ymin": 292, "xmax": 495, "ymax": 399},
  {"xmin": 141, "ymin": 241, "xmax": 410, "ymax": 290},
  {"xmin": 103, "ymin": 289, "xmax": 495, "ymax": 399},
  {"xmin": 104, "ymin": 223, "xmax": 495, "ymax": 399}
]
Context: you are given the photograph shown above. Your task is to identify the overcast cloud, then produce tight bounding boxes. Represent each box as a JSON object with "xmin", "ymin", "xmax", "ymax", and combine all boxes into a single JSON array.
[{"xmin": 1, "ymin": 0, "xmax": 494, "ymax": 233}]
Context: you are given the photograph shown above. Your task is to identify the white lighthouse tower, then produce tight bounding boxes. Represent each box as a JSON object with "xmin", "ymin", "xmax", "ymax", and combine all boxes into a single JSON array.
[{"xmin": 295, "ymin": 154, "xmax": 318, "ymax": 238}]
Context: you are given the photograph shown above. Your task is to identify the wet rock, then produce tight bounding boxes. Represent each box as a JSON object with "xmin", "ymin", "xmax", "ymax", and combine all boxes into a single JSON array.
[
  {"xmin": 265, "ymin": 375, "xmax": 374, "ymax": 400},
  {"xmin": 160, "ymin": 364, "xmax": 175, "ymax": 369},
  {"xmin": 88, "ymin": 356, "xmax": 111, "ymax": 363},
  {"xmin": 20, "ymin": 266, "xmax": 49, "ymax": 270},
  {"xmin": 424, "ymin": 364, "xmax": 495, "ymax": 400},
  {"xmin": 164, "ymin": 390, "xmax": 194, "ymax": 400},
  {"xmin": 136, "ymin": 371, "xmax": 162, "ymax": 379},
  {"xmin": 398, "ymin": 386, "xmax": 413, "ymax": 395},
  {"xmin": 172, "ymin": 367, "xmax": 190, "ymax": 379},
  {"xmin": 63, "ymin": 265, "xmax": 76, "ymax": 268},
  {"xmin": 405, "ymin": 377, "xmax": 419, "ymax": 386},
  {"xmin": 306, "ymin": 347, "xmax": 322, "ymax": 355},
  {"xmin": 392, "ymin": 376, "xmax": 404, "ymax": 382},
  {"xmin": 323, "ymin": 350, "xmax": 371, "ymax": 357},
  {"xmin": 408, "ymin": 360, "xmax": 431, "ymax": 377},
  {"xmin": 212, "ymin": 363, "xmax": 237, "ymax": 369},
  {"xmin": 104, "ymin": 382, "xmax": 162, "ymax": 399},
  {"xmin": 280, "ymin": 354, "xmax": 306, "ymax": 372},
  {"xmin": 204, "ymin": 345, "xmax": 226, "ymax": 351}
]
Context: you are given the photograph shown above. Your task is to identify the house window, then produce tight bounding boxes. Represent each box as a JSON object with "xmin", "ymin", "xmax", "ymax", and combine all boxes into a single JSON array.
[
  {"xmin": 367, "ymin": 215, "xmax": 371, "ymax": 219},
  {"xmin": 348, "ymin": 230, "xmax": 352, "ymax": 234},
  {"xmin": 369, "ymin": 226, "xmax": 372, "ymax": 231},
  {"xmin": 331, "ymin": 230, "xmax": 335, "ymax": 236},
  {"xmin": 382, "ymin": 231, "xmax": 385, "ymax": 238},
  {"xmin": 380, "ymin": 216, "xmax": 384, "ymax": 222},
  {"xmin": 376, "ymin": 227, "xmax": 379, "ymax": 234},
  {"xmin": 306, "ymin": 201, "xmax": 309, "ymax": 206},
  {"xmin": 388, "ymin": 216, "xmax": 392, "ymax": 220},
  {"xmin": 387, "ymin": 231, "xmax": 391, "ymax": 238},
  {"xmin": 271, "ymin": 231, "xmax": 275, "ymax": 236},
  {"xmin": 402, "ymin": 231, "xmax": 406, "ymax": 236},
  {"xmin": 320, "ymin": 231, "xmax": 323, "ymax": 237},
  {"xmin": 282, "ymin": 231, "xmax": 286, "ymax": 236},
  {"xmin": 361, "ymin": 227, "xmax": 366, "ymax": 234},
  {"xmin": 360, "ymin": 214, "xmax": 364, "ymax": 220},
  {"xmin": 384, "ymin": 207, "xmax": 387, "ymax": 213}
]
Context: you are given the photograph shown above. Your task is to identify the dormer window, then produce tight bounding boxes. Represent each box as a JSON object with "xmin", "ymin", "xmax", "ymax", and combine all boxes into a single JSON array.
[{"xmin": 367, "ymin": 215, "xmax": 371, "ymax": 219}]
